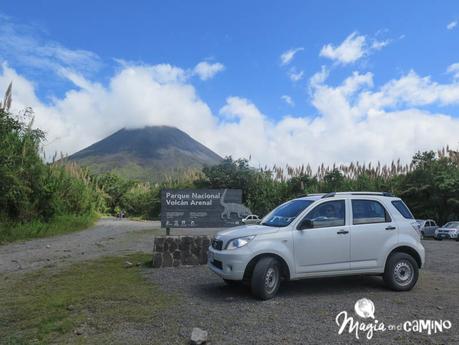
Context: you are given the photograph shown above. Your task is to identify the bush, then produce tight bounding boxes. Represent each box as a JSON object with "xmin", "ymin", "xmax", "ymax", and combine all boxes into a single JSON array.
[{"xmin": 0, "ymin": 89, "xmax": 104, "ymax": 241}]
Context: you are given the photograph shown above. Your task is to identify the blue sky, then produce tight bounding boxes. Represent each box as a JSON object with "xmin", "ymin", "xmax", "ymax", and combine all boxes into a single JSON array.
[{"xmin": 1, "ymin": 1, "xmax": 459, "ymax": 167}]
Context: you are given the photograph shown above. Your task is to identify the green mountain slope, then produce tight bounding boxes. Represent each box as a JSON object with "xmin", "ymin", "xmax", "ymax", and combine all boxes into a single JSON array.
[{"xmin": 68, "ymin": 126, "xmax": 222, "ymax": 181}]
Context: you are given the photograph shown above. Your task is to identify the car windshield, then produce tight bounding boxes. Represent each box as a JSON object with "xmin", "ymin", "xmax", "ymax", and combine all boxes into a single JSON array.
[
  {"xmin": 444, "ymin": 222, "xmax": 459, "ymax": 228},
  {"xmin": 261, "ymin": 199, "xmax": 314, "ymax": 227}
]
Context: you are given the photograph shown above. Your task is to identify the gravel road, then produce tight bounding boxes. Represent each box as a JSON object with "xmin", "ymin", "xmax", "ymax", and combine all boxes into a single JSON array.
[
  {"xmin": 0, "ymin": 218, "xmax": 223, "ymax": 274},
  {"xmin": 143, "ymin": 240, "xmax": 459, "ymax": 345},
  {"xmin": 0, "ymin": 218, "xmax": 161, "ymax": 274}
]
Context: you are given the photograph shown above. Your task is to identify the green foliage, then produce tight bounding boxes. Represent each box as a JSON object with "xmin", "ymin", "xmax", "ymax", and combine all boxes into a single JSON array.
[
  {"xmin": 0, "ymin": 104, "xmax": 104, "ymax": 241},
  {"xmin": 0, "ymin": 108, "xmax": 46, "ymax": 222},
  {"xmin": 0, "ymin": 213, "xmax": 98, "ymax": 244},
  {"xmin": 195, "ymin": 152, "xmax": 459, "ymax": 225},
  {"xmin": 398, "ymin": 151, "xmax": 459, "ymax": 223},
  {"xmin": 94, "ymin": 172, "xmax": 134, "ymax": 214}
]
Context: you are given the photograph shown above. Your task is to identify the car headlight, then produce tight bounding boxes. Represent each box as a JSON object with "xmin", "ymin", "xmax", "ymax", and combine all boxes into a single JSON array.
[{"xmin": 226, "ymin": 235, "xmax": 255, "ymax": 250}]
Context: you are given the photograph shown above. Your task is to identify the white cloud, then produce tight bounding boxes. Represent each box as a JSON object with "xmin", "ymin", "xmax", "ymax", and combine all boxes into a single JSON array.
[
  {"xmin": 320, "ymin": 32, "xmax": 391, "ymax": 65},
  {"xmin": 447, "ymin": 20, "xmax": 457, "ymax": 30},
  {"xmin": 0, "ymin": 15, "xmax": 100, "ymax": 73},
  {"xmin": 192, "ymin": 61, "xmax": 225, "ymax": 80},
  {"xmin": 288, "ymin": 67, "xmax": 304, "ymax": 82},
  {"xmin": 281, "ymin": 95, "xmax": 294, "ymax": 107},
  {"xmin": 447, "ymin": 62, "xmax": 459, "ymax": 79},
  {"xmin": 2, "ymin": 62, "xmax": 459, "ymax": 170},
  {"xmin": 309, "ymin": 66, "xmax": 329, "ymax": 90},
  {"xmin": 371, "ymin": 39, "xmax": 390, "ymax": 50},
  {"xmin": 280, "ymin": 47, "xmax": 303, "ymax": 66},
  {"xmin": 320, "ymin": 32, "xmax": 366, "ymax": 65}
]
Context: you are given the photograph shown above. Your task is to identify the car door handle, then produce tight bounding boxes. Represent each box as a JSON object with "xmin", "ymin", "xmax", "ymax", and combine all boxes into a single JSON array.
[
  {"xmin": 337, "ymin": 230, "xmax": 349, "ymax": 235},
  {"xmin": 385, "ymin": 226, "xmax": 396, "ymax": 230}
]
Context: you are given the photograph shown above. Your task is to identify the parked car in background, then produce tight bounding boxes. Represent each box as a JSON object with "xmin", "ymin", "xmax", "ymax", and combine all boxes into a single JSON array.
[
  {"xmin": 434, "ymin": 222, "xmax": 459, "ymax": 241},
  {"xmin": 242, "ymin": 215, "xmax": 261, "ymax": 225},
  {"xmin": 208, "ymin": 192, "xmax": 425, "ymax": 300},
  {"xmin": 416, "ymin": 219, "xmax": 438, "ymax": 238}
]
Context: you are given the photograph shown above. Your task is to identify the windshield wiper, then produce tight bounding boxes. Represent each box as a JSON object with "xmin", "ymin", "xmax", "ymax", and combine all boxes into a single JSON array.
[{"xmin": 261, "ymin": 222, "xmax": 284, "ymax": 227}]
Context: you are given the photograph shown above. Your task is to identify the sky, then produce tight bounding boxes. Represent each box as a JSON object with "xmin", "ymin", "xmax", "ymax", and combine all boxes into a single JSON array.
[{"xmin": 0, "ymin": 0, "xmax": 459, "ymax": 168}]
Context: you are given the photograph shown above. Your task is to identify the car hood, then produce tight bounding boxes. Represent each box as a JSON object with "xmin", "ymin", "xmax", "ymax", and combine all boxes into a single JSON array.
[{"xmin": 215, "ymin": 224, "xmax": 279, "ymax": 241}]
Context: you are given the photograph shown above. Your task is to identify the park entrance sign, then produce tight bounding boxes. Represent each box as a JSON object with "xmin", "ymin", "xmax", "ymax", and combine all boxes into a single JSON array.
[{"xmin": 161, "ymin": 189, "xmax": 251, "ymax": 228}]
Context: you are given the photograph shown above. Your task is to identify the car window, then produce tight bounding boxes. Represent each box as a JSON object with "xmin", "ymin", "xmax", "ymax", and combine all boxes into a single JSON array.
[
  {"xmin": 261, "ymin": 199, "xmax": 315, "ymax": 227},
  {"xmin": 302, "ymin": 200, "xmax": 345, "ymax": 229},
  {"xmin": 445, "ymin": 222, "xmax": 459, "ymax": 228},
  {"xmin": 248, "ymin": 216, "xmax": 253, "ymax": 220},
  {"xmin": 352, "ymin": 199, "xmax": 391, "ymax": 225},
  {"xmin": 425, "ymin": 221, "xmax": 431, "ymax": 227},
  {"xmin": 391, "ymin": 200, "xmax": 414, "ymax": 219},
  {"xmin": 431, "ymin": 221, "xmax": 437, "ymax": 227}
]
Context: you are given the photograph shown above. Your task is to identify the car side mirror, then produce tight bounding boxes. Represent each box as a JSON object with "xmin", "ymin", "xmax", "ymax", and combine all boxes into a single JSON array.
[{"xmin": 298, "ymin": 219, "xmax": 313, "ymax": 230}]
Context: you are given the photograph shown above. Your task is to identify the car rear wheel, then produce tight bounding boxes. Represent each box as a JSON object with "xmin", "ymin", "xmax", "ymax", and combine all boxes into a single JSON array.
[
  {"xmin": 250, "ymin": 257, "xmax": 281, "ymax": 300},
  {"xmin": 383, "ymin": 252, "xmax": 418, "ymax": 291}
]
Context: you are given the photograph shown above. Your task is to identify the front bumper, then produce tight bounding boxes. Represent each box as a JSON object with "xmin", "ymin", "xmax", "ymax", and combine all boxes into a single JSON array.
[
  {"xmin": 435, "ymin": 232, "xmax": 458, "ymax": 239},
  {"xmin": 207, "ymin": 245, "xmax": 252, "ymax": 280}
]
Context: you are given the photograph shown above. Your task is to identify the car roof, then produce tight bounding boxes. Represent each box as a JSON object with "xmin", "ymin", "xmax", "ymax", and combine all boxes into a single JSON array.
[
  {"xmin": 293, "ymin": 194, "xmax": 324, "ymax": 202},
  {"xmin": 293, "ymin": 192, "xmax": 399, "ymax": 202}
]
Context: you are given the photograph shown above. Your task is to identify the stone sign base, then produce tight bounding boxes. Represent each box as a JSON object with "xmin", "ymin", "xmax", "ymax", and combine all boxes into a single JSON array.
[{"xmin": 152, "ymin": 235, "xmax": 211, "ymax": 268}]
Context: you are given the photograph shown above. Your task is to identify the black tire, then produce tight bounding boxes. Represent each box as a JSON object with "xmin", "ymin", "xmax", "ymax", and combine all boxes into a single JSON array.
[
  {"xmin": 383, "ymin": 252, "xmax": 419, "ymax": 291},
  {"xmin": 250, "ymin": 257, "xmax": 281, "ymax": 300}
]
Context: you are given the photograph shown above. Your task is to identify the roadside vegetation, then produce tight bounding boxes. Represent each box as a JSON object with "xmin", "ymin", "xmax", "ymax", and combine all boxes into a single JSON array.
[
  {"xmin": 90, "ymin": 141, "xmax": 459, "ymax": 225},
  {"xmin": 0, "ymin": 85, "xmax": 103, "ymax": 243},
  {"xmin": 0, "ymin": 253, "xmax": 173, "ymax": 345}
]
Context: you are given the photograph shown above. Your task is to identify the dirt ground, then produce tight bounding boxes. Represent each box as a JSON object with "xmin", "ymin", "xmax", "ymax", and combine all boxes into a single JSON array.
[{"xmin": 144, "ymin": 240, "xmax": 459, "ymax": 345}]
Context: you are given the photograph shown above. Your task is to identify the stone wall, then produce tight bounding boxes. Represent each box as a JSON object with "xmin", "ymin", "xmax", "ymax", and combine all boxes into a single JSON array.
[{"xmin": 152, "ymin": 235, "xmax": 211, "ymax": 268}]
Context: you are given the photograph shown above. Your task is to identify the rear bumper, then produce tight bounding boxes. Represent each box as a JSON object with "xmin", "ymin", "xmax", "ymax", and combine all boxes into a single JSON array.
[{"xmin": 207, "ymin": 246, "xmax": 252, "ymax": 280}]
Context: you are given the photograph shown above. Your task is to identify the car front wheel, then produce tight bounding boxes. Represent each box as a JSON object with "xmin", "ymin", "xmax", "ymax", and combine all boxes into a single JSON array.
[
  {"xmin": 250, "ymin": 257, "xmax": 281, "ymax": 300},
  {"xmin": 383, "ymin": 252, "xmax": 418, "ymax": 291}
]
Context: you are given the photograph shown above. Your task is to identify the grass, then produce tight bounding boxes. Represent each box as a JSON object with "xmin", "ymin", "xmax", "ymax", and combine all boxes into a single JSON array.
[
  {"xmin": 0, "ymin": 213, "xmax": 99, "ymax": 244},
  {"xmin": 0, "ymin": 253, "xmax": 174, "ymax": 345}
]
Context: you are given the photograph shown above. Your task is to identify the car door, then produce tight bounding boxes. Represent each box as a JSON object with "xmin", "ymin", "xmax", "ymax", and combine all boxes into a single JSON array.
[
  {"xmin": 350, "ymin": 198, "xmax": 398, "ymax": 270},
  {"xmin": 293, "ymin": 199, "xmax": 350, "ymax": 274},
  {"xmin": 422, "ymin": 221, "xmax": 431, "ymax": 237},
  {"xmin": 427, "ymin": 221, "xmax": 438, "ymax": 237}
]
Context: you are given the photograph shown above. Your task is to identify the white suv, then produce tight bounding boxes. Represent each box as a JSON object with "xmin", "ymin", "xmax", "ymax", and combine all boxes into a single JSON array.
[{"xmin": 208, "ymin": 192, "xmax": 425, "ymax": 300}]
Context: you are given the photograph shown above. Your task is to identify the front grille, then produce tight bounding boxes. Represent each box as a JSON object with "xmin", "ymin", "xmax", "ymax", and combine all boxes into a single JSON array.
[
  {"xmin": 211, "ymin": 259, "xmax": 223, "ymax": 270},
  {"xmin": 211, "ymin": 239, "xmax": 223, "ymax": 250}
]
